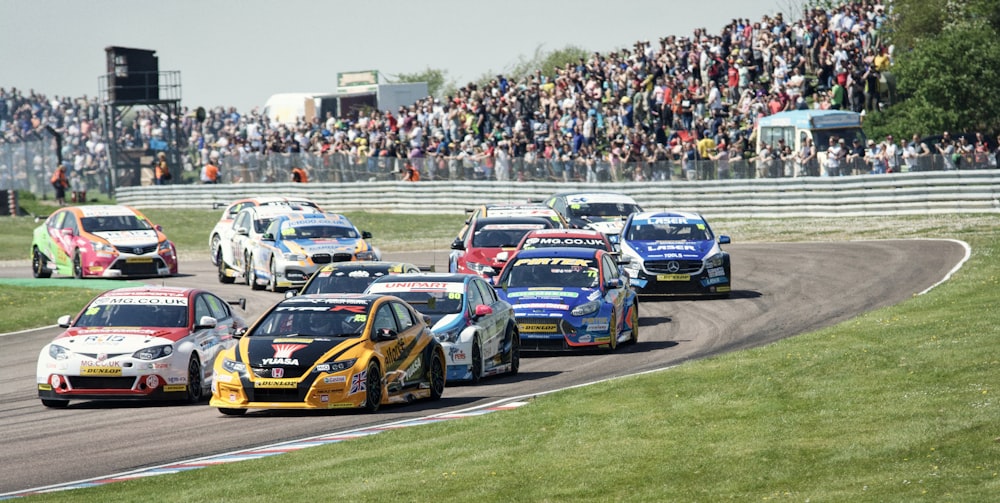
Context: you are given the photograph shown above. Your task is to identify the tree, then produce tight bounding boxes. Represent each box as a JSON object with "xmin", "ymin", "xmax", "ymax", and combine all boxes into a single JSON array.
[
  {"xmin": 393, "ymin": 68, "xmax": 452, "ymax": 100},
  {"xmin": 866, "ymin": 0, "xmax": 1000, "ymax": 137}
]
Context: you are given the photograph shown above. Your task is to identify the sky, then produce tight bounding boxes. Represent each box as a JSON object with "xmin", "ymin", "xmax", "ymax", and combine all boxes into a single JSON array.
[{"xmin": 1, "ymin": 0, "xmax": 784, "ymax": 112}]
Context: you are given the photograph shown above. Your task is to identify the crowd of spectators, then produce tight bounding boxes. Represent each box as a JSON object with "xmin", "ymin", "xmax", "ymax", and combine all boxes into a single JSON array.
[{"xmin": 2, "ymin": 0, "xmax": 997, "ymax": 189}]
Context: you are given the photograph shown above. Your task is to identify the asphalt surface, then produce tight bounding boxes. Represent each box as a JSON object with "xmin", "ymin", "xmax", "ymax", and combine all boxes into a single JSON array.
[{"xmin": 0, "ymin": 240, "xmax": 967, "ymax": 494}]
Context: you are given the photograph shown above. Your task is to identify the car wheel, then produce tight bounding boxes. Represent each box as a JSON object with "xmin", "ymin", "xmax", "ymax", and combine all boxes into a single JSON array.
[
  {"xmin": 470, "ymin": 336, "xmax": 483, "ymax": 384},
  {"xmin": 267, "ymin": 259, "xmax": 279, "ymax": 292},
  {"xmin": 209, "ymin": 235, "xmax": 221, "ymax": 266},
  {"xmin": 186, "ymin": 357, "xmax": 204, "ymax": 403},
  {"xmin": 363, "ymin": 361, "xmax": 383, "ymax": 413},
  {"xmin": 217, "ymin": 250, "xmax": 234, "ymax": 284},
  {"xmin": 626, "ymin": 300, "xmax": 639, "ymax": 345},
  {"xmin": 606, "ymin": 312, "xmax": 618, "ymax": 352},
  {"xmin": 72, "ymin": 251, "xmax": 83, "ymax": 279},
  {"xmin": 429, "ymin": 351, "xmax": 445, "ymax": 400},
  {"xmin": 32, "ymin": 247, "xmax": 51, "ymax": 278},
  {"xmin": 41, "ymin": 399, "xmax": 68, "ymax": 408},
  {"xmin": 246, "ymin": 254, "xmax": 263, "ymax": 290},
  {"xmin": 508, "ymin": 326, "xmax": 520, "ymax": 376},
  {"xmin": 218, "ymin": 408, "xmax": 246, "ymax": 416}
]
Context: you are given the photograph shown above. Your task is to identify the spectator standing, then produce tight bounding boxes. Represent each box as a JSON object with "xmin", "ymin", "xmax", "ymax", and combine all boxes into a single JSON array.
[
  {"xmin": 903, "ymin": 134, "xmax": 930, "ymax": 172},
  {"xmin": 796, "ymin": 136, "xmax": 816, "ymax": 176},
  {"xmin": 70, "ymin": 168, "xmax": 87, "ymax": 203},
  {"xmin": 154, "ymin": 152, "xmax": 171, "ymax": 185},
  {"xmin": 825, "ymin": 137, "xmax": 844, "ymax": 176},
  {"xmin": 683, "ymin": 141, "xmax": 700, "ymax": 181},
  {"xmin": 401, "ymin": 161, "xmax": 420, "ymax": 181},
  {"xmin": 201, "ymin": 151, "xmax": 220, "ymax": 183},
  {"xmin": 709, "ymin": 141, "xmax": 731, "ymax": 179},
  {"xmin": 291, "ymin": 165, "xmax": 309, "ymax": 183},
  {"xmin": 936, "ymin": 139, "xmax": 957, "ymax": 170},
  {"xmin": 50, "ymin": 163, "xmax": 69, "ymax": 206},
  {"xmin": 882, "ymin": 135, "xmax": 898, "ymax": 173}
]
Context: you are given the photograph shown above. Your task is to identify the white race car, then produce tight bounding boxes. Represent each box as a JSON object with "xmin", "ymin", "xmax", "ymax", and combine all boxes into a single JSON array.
[
  {"xmin": 208, "ymin": 197, "xmax": 321, "ymax": 266},
  {"xmin": 36, "ymin": 286, "xmax": 247, "ymax": 407}
]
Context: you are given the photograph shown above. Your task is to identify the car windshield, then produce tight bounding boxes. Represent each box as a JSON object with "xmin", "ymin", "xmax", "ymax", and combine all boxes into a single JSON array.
[
  {"xmin": 252, "ymin": 310, "xmax": 367, "ymax": 338},
  {"xmin": 74, "ymin": 304, "xmax": 188, "ymax": 328},
  {"xmin": 81, "ymin": 215, "xmax": 152, "ymax": 233},
  {"xmin": 302, "ymin": 274, "xmax": 382, "ymax": 294},
  {"xmin": 390, "ymin": 291, "xmax": 463, "ymax": 315},
  {"xmin": 568, "ymin": 202, "xmax": 642, "ymax": 219},
  {"xmin": 473, "ymin": 227, "xmax": 538, "ymax": 248},
  {"xmin": 281, "ymin": 225, "xmax": 357, "ymax": 239},
  {"xmin": 506, "ymin": 262, "xmax": 600, "ymax": 288},
  {"xmin": 626, "ymin": 222, "xmax": 709, "ymax": 241}
]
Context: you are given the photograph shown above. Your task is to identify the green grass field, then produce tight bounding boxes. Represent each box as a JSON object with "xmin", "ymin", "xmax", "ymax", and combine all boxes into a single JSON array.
[{"xmin": 6, "ymin": 195, "xmax": 1000, "ymax": 501}]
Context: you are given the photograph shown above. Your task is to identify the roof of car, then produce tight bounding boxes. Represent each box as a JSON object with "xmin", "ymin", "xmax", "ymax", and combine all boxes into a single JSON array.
[
  {"xmin": 629, "ymin": 210, "xmax": 705, "ymax": 222},
  {"xmin": 473, "ymin": 215, "xmax": 560, "ymax": 227},
  {"xmin": 510, "ymin": 247, "xmax": 603, "ymax": 260},
  {"xmin": 73, "ymin": 205, "xmax": 141, "ymax": 217},
  {"xmin": 241, "ymin": 205, "xmax": 311, "ymax": 219},
  {"xmin": 522, "ymin": 228, "xmax": 608, "ymax": 238},
  {"xmin": 315, "ymin": 261, "xmax": 416, "ymax": 274},
  {"xmin": 371, "ymin": 272, "xmax": 473, "ymax": 284},
  {"xmin": 94, "ymin": 286, "xmax": 197, "ymax": 298},
  {"xmin": 551, "ymin": 191, "xmax": 639, "ymax": 204}
]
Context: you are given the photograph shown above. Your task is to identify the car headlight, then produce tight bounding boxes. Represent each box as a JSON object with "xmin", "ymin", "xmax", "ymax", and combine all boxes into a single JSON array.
[
  {"xmin": 466, "ymin": 262, "xmax": 496, "ymax": 276},
  {"xmin": 571, "ymin": 300, "xmax": 601, "ymax": 316},
  {"xmin": 283, "ymin": 252, "xmax": 306, "ymax": 261},
  {"xmin": 356, "ymin": 250, "xmax": 377, "ymax": 261},
  {"xmin": 622, "ymin": 258, "xmax": 641, "ymax": 276},
  {"xmin": 436, "ymin": 328, "xmax": 461, "ymax": 343},
  {"xmin": 91, "ymin": 240, "xmax": 115, "ymax": 253},
  {"xmin": 315, "ymin": 359, "xmax": 357, "ymax": 373},
  {"xmin": 705, "ymin": 252, "xmax": 726, "ymax": 268},
  {"xmin": 133, "ymin": 344, "xmax": 173, "ymax": 360},
  {"xmin": 158, "ymin": 241, "xmax": 174, "ymax": 255},
  {"xmin": 222, "ymin": 358, "xmax": 247, "ymax": 374},
  {"xmin": 49, "ymin": 344, "xmax": 71, "ymax": 360}
]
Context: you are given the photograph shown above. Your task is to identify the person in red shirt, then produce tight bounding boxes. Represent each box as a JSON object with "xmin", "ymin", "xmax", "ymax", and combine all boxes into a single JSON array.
[
  {"xmin": 291, "ymin": 166, "xmax": 309, "ymax": 183},
  {"xmin": 50, "ymin": 164, "xmax": 69, "ymax": 206},
  {"xmin": 401, "ymin": 162, "xmax": 420, "ymax": 181}
]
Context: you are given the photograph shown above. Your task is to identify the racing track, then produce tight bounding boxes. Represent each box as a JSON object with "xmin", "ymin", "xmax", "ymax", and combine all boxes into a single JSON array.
[{"xmin": 0, "ymin": 240, "xmax": 967, "ymax": 494}]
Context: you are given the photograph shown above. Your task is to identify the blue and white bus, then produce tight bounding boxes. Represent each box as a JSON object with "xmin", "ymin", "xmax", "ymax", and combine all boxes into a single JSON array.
[{"xmin": 755, "ymin": 110, "xmax": 867, "ymax": 173}]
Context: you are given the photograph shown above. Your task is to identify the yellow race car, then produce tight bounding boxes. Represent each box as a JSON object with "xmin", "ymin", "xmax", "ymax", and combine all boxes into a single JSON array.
[{"xmin": 210, "ymin": 293, "xmax": 445, "ymax": 414}]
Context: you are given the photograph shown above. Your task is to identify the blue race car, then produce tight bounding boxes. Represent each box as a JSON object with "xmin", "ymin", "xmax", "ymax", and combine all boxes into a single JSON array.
[
  {"xmin": 493, "ymin": 247, "xmax": 638, "ymax": 352},
  {"xmin": 618, "ymin": 211, "xmax": 731, "ymax": 297},
  {"xmin": 366, "ymin": 273, "xmax": 519, "ymax": 383}
]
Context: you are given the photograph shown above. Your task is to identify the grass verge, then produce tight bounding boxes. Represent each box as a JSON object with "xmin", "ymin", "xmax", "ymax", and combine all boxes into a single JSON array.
[{"xmin": 11, "ymin": 213, "xmax": 1000, "ymax": 501}]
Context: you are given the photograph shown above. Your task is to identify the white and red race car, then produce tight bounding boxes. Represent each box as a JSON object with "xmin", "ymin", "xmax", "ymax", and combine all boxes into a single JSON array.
[{"xmin": 36, "ymin": 286, "xmax": 247, "ymax": 407}]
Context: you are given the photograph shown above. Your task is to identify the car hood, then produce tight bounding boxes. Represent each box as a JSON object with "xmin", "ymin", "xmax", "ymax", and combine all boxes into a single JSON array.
[
  {"xmin": 51, "ymin": 327, "xmax": 190, "ymax": 351},
  {"xmin": 91, "ymin": 230, "xmax": 162, "ymax": 246},
  {"xmin": 429, "ymin": 313, "xmax": 463, "ymax": 333},
  {"xmin": 625, "ymin": 239, "xmax": 717, "ymax": 260},
  {"xmin": 500, "ymin": 287, "xmax": 600, "ymax": 312},
  {"xmin": 281, "ymin": 238, "xmax": 366, "ymax": 255},
  {"xmin": 464, "ymin": 247, "xmax": 515, "ymax": 267},
  {"xmin": 240, "ymin": 335, "xmax": 360, "ymax": 368}
]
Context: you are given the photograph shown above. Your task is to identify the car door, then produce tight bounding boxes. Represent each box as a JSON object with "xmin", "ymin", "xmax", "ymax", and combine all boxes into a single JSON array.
[
  {"xmin": 371, "ymin": 301, "xmax": 419, "ymax": 392},
  {"xmin": 226, "ymin": 210, "xmax": 252, "ymax": 269},
  {"xmin": 469, "ymin": 278, "xmax": 506, "ymax": 366},
  {"xmin": 600, "ymin": 253, "xmax": 626, "ymax": 328},
  {"xmin": 53, "ymin": 211, "xmax": 79, "ymax": 269}
]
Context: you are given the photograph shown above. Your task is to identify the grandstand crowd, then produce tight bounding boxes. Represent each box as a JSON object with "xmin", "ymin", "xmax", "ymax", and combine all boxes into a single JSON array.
[{"xmin": 1, "ymin": 0, "xmax": 997, "ymax": 188}]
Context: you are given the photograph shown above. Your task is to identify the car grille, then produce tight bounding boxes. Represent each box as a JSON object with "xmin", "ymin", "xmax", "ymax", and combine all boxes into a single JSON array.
[
  {"xmin": 111, "ymin": 258, "xmax": 166, "ymax": 276},
  {"xmin": 311, "ymin": 253, "xmax": 353, "ymax": 264},
  {"xmin": 115, "ymin": 244, "xmax": 158, "ymax": 255},
  {"xmin": 252, "ymin": 388, "xmax": 303, "ymax": 402},
  {"xmin": 67, "ymin": 376, "xmax": 135, "ymax": 390},
  {"xmin": 643, "ymin": 259, "xmax": 703, "ymax": 274},
  {"xmin": 253, "ymin": 366, "xmax": 308, "ymax": 379},
  {"xmin": 517, "ymin": 317, "xmax": 575, "ymax": 336}
]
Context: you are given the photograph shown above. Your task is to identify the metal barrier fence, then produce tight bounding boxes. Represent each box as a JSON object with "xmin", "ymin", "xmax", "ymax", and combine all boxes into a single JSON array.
[
  {"xmin": 115, "ymin": 170, "xmax": 1000, "ymax": 219},
  {"xmin": 201, "ymin": 151, "xmax": 998, "ymax": 185},
  {"xmin": 0, "ymin": 131, "xmax": 62, "ymax": 195}
]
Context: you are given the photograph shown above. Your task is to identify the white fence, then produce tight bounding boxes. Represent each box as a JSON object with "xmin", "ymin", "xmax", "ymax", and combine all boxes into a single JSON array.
[{"xmin": 115, "ymin": 171, "xmax": 1000, "ymax": 219}]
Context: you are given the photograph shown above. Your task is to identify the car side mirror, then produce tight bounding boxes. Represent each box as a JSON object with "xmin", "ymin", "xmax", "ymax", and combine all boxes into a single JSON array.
[
  {"xmin": 473, "ymin": 304, "xmax": 493, "ymax": 318},
  {"xmin": 284, "ymin": 289, "xmax": 299, "ymax": 298},
  {"xmin": 57, "ymin": 315, "xmax": 72, "ymax": 328},
  {"xmin": 195, "ymin": 316, "xmax": 218, "ymax": 330},
  {"xmin": 375, "ymin": 327, "xmax": 398, "ymax": 341},
  {"xmin": 236, "ymin": 227, "xmax": 249, "ymax": 236},
  {"xmin": 60, "ymin": 228, "xmax": 74, "ymax": 237},
  {"xmin": 718, "ymin": 235, "xmax": 731, "ymax": 245},
  {"xmin": 261, "ymin": 233, "xmax": 274, "ymax": 241},
  {"xmin": 604, "ymin": 278, "xmax": 624, "ymax": 290},
  {"xmin": 450, "ymin": 238, "xmax": 465, "ymax": 251},
  {"xmin": 362, "ymin": 231, "xmax": 373, "ymax": 239},
  {"xmin": 233, "ymin": 326, "xmax": 248, "ymax": 339}
]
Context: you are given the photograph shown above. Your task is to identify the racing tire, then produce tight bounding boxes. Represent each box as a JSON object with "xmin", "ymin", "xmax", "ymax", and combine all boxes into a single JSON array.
[
  {"xmin": 470, "ymin": 336, "xmax": 483, "ymax": 384},
  {"xmin": 363, "ymin": 361, "xmax": 383, "ymax": 413},
  {"xmin": 606, "ymin": 312, "xmax": 618, "ymax": 352},
  {"xmin": 186, "ymin": 357, "xmax": 204, "ymax": 403},
  {"xmin": 217, "ymin": 250, "xmax": 235, "ymax": 284},
  {"xmin": 429, "ymin": 351, "xmax": 445, "ymax": 400},
  {"xmin": 508, "ymin": 326, "xmax": 520, "ymax": 376},
  {"xmin": 32, "ymin": 247, "xmax": 51, "ymax": 278},
  {"xmin": 72, "ymin": 251, "xmax": 84, "ymax": 279},
  {"xmin": 41, "ymin": 399, "xmax": 69, "ymax": 408},
  {"xmin": 218, "ymin": 408, "xmax": 247, "ymax": 416},
  {"xmin": 209, "ymin": 235, "xmax": 221, "ymax": 266},
  {"xmin": 267, "ymin": 259, "xmax": 279, "ymax": 292},
  {"xmin": 626, "ymin": 300, "xmax": 639, "ymax": 345},
  {"xmin": 246, "ymin": 254, "xmax": 263, "ymax": 291}
]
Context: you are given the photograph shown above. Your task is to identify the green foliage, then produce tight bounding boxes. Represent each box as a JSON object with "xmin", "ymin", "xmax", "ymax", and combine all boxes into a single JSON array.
[
  {"xmin": 502, "ymin": 45, "xmax": 590, "ymax": 84},
  {"xmin": 393, "ymin": 67, "xmax": 452, "ymax": 100}
]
